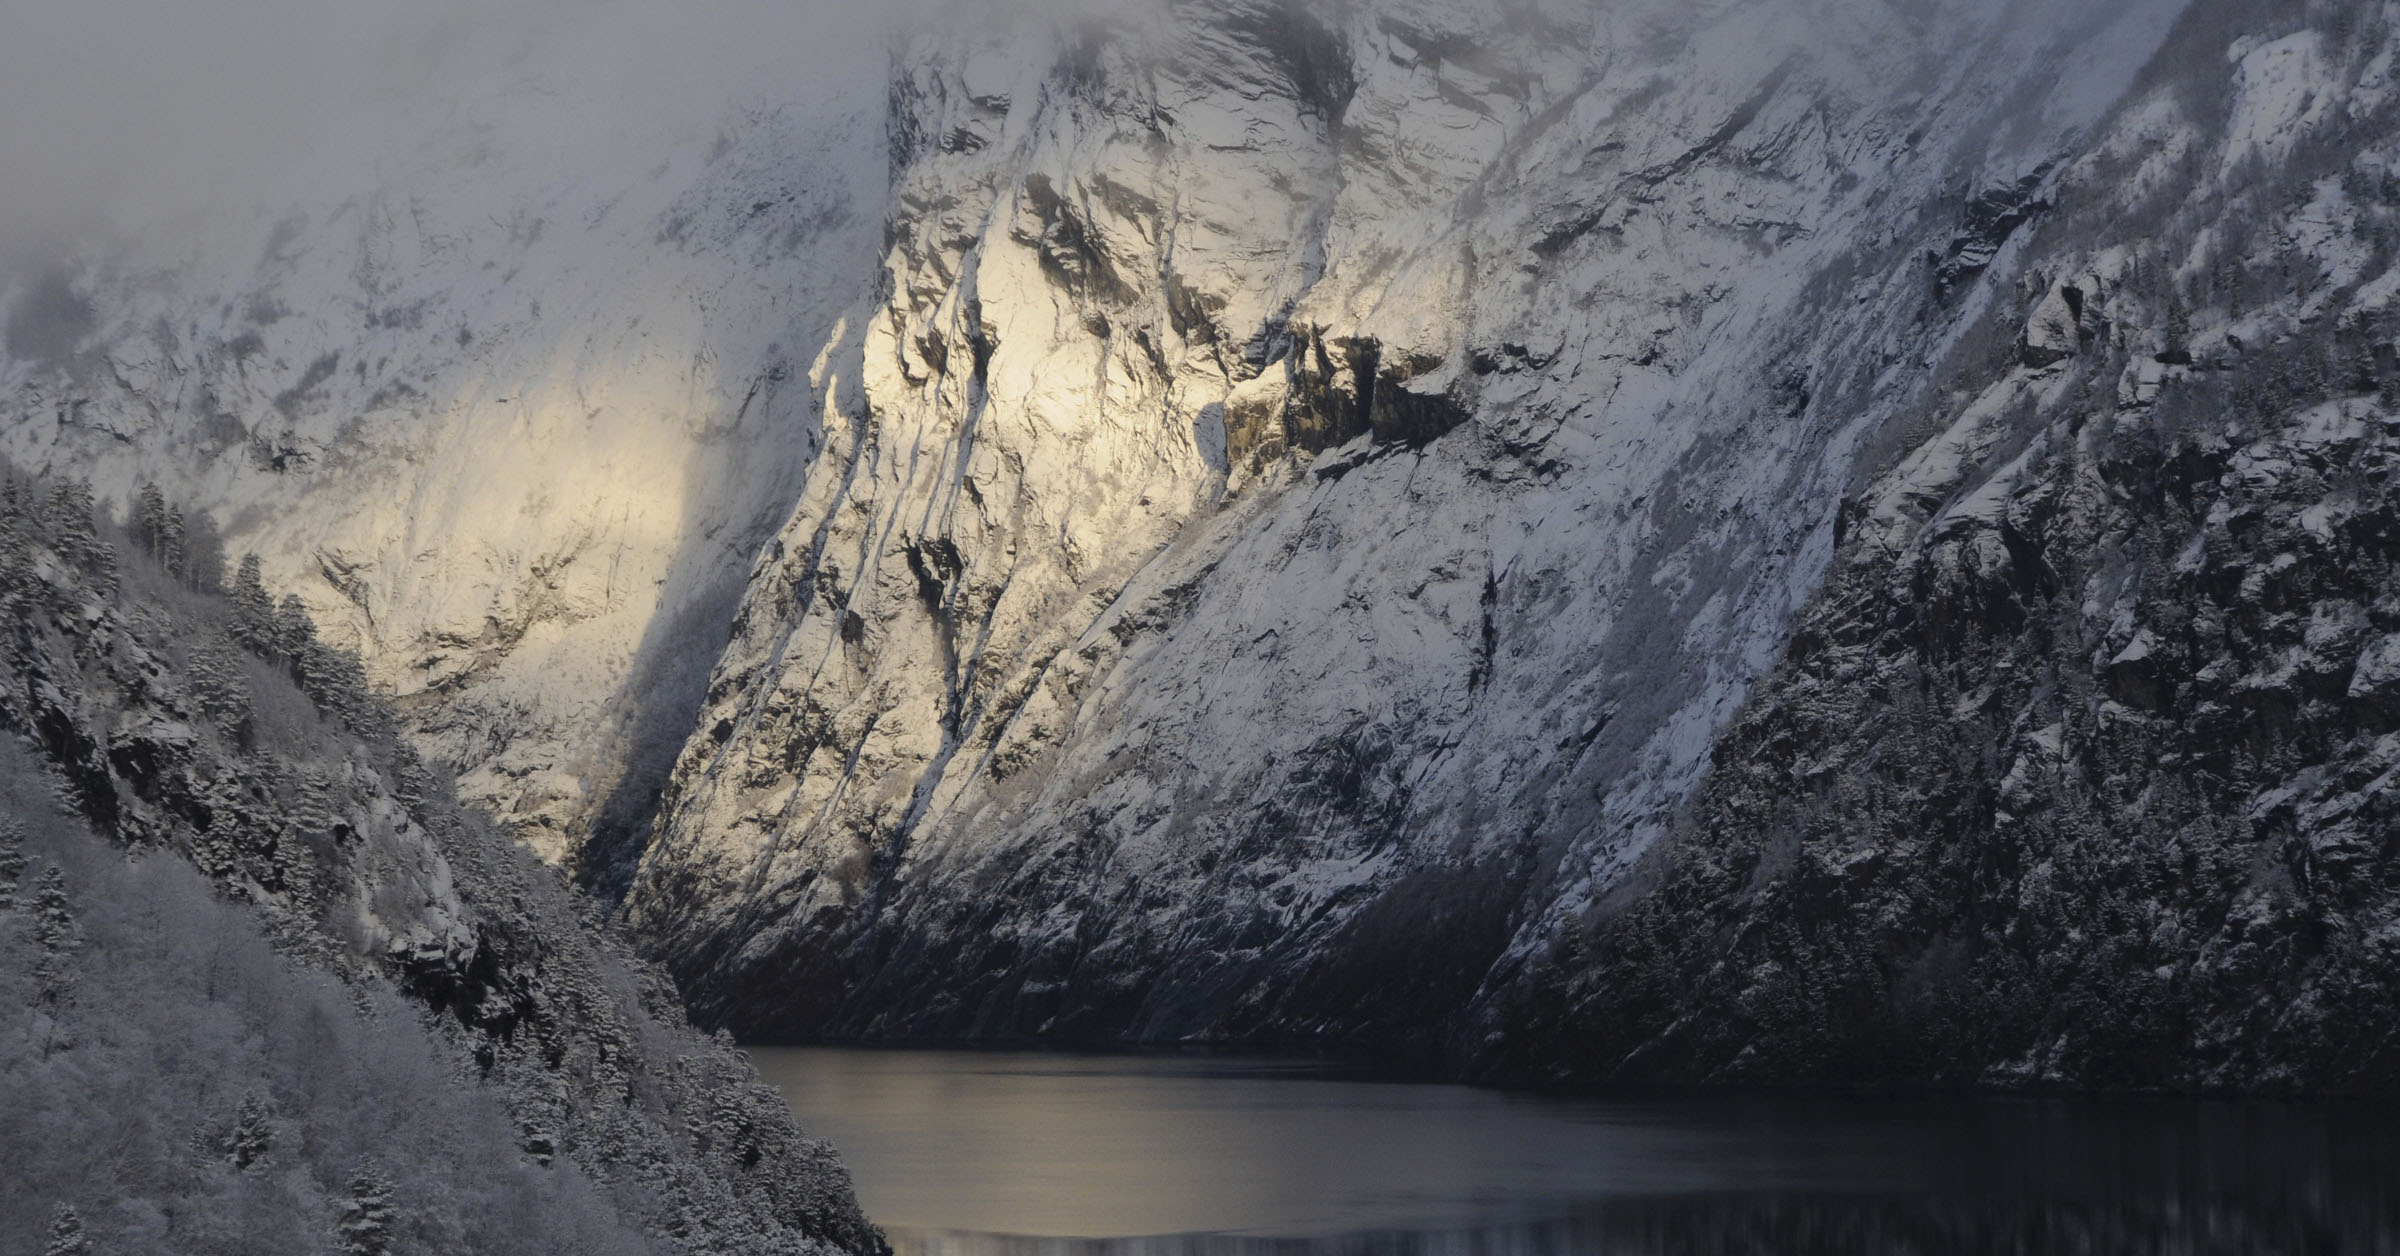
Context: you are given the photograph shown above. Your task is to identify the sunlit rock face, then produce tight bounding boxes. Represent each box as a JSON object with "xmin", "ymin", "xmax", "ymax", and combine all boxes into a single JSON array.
[
  {"xmin": 0, "ymin": 11, "xmax": 889, "ymax": 869},
  {"xmin": 624, "ymin": 0, "xmax": 2194, "ymax": 1044}
]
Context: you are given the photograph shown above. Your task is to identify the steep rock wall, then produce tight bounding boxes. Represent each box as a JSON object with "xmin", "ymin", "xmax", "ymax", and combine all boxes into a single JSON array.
[
  {"xmin": 626, "ymin": 0, "xmax": 2194, "ymax": 1044},
  {"xmin": 1478, "ymin": 1, "xmax": 2400, "ymax": 1092}
]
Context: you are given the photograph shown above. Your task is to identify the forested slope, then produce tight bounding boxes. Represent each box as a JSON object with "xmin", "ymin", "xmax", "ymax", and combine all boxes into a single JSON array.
[{"xmin": 0, "ymin": 471, "xmax": 881, "ymax": 1255}]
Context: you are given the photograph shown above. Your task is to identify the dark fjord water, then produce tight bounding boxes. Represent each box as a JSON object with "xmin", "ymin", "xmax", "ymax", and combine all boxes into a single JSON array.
[{"xmin": 748, "ymin": 1047, "xmax": 2400, "ymax": 1255}]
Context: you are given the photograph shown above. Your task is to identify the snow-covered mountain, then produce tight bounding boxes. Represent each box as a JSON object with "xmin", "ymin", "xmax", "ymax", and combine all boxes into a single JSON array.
[
  {"xmin": 13, "ymin": 0, "xmax": 2400, "ymax": 1090},
  {"xmin": 1478, "ymin": 2, "xmax": 2400, "ymax": 1091},
  {"xmin": 618, "ymin": 0, "xmax": 2194, "ymax": 1044}
]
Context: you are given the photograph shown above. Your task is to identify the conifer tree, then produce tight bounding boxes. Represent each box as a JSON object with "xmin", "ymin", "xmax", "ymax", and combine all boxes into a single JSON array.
[
  {"xmin": 259, "ymin": 824, "xmax": 314, "ymax": 902},
  {"xmin": 0, "ymin": 819, "xmax": 24, "ymax": 911},
  {"xmin": 229, "ymin": 554, "xmax": 278, "ymax": 653},
  {"xmin": 0, "ymin": 506, "xmax": 30, "ymax": 618},
  {"xmin": 275, "ymin": 593, "xmax": 317, "ymax": 661},
  {"xmin": 290, "ymin": 764, "xmax": 338, "ymax": 839},
  {"xmin": 84, "ymin": 538, "xmax": 119, "ymax": 600},
  {"xmin": 187, "ymin": 635, "xmax": 253, "ymax": 741},
  {"xmin": 336, "ymin": 1160, "xmax": 395, "ymax": 1256},
  {"xmin": 32, "ymin": 866, "xmax": 77, "ymax": 956},
  {"xmin": 182, "ymin": 510, "xmax": 227, "ymax": 592},
  {"xmin": 161, "ymin": 504, "xmax": 187, "ymax": 580},
  {"xmin": 305, "ymin": 647, "xmax": 383, "ymax": 733},
  {"xmin": 187, "ymin": 785, "xmax": 243, "ymax": 883},
  {"xmin": 390, "ymin": 744, "xmax": 435, "ymax": 815},
  {"xmin": 43, "ymin": 1205, "xmax": 89, "ymax": 1256},
  {"xmin": 135, "ymin": 482, "xmax": 169, "ymax": 559},
  {"xmin": 227, "ymin": 1092, "xmax": 275, "ymax": 1170},
  {"xmin": 45, "ymin": 479, "xmax": 96, "ymax": 563}
]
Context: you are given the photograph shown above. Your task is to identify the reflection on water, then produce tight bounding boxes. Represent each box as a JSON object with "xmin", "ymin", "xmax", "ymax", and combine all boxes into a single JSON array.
[{"xmin": 747, "ymin": 1047, "xmax": 2400, "ymax": 1255}]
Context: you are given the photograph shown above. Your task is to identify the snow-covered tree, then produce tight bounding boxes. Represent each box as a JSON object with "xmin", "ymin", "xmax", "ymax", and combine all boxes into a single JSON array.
[
  {"xmin": 161, "ymin": 505, "xmax": 187, "ymax": 581},
  {"xmin": 274, "ymin": 593, "xmax": 316, "ymax": 657},
  {"xmin": 289, "ymin": 764, "xmax": 338, "ymax": 840},
  {"xmin": 227, "ymin": 1092, "xmax": 275, "ymax": 1170},
  {"xmin": 187, "ymin": 635, "xmax": 253, "ymax": 742},
  {"xmin": 187, "ymin": 782, "xmax": 247, "ymax": 883},
  {"xmin": 303, "ymin": 646, "xmax": 389, "ymax": 737},
  {"xmin": 44, "ymin": 479, "xmax": 95, "ymax": 562},
  {"xmin": 181, "ymin": 510, "xmax": 227, "ymax": 593},
  {"xmin": 336, "ymin": 1160, "xmax": 395, "ymax": 1256},
  {"xmin": 229, "ymin": 554, "xmax": 279, "ymax": 654},
  {"xmin": 42, "ymin": 1205, "xmax": 89, "ymax": 1256},
  {"xmin": 134, "ymin": 482, "xmax": 169, "ymax": 560},
  {"xmin": 0, "ymin": 498, "xmax": 30, "ymax": 611},
  {"xmin": 32, "ymin": 867, "xmax": 77, "ymax": 957},
  {"xmin": 0, "ymin": 819, "xmax": 24, "ymax": 911}
]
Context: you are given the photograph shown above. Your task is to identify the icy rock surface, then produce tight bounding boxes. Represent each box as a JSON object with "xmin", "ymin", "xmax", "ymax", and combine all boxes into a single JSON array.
[{"xmin": 623, "ymin": 0, "xmax": 2194, "ymax": 1043}]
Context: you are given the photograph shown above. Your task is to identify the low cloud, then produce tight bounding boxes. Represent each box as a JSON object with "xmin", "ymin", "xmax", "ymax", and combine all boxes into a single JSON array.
[{"xmin": 0, "ymin": 0, "xmax": 895, "ymax": 282}]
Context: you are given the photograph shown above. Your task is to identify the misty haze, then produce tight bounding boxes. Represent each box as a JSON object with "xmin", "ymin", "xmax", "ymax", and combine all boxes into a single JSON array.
[{"xmin": 4, "ymin": 0, "xmax": 2399, "ymax": 1252}]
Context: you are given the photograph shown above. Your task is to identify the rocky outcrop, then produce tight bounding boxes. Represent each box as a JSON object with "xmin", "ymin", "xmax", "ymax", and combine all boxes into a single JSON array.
[
  {"xmin": 1935, "ymin": 171, "xmax": 2053, "ymax": 298},
  {"xmin": 623, "ymin": 0, "xmax": 2197, "ymax": 1046}
]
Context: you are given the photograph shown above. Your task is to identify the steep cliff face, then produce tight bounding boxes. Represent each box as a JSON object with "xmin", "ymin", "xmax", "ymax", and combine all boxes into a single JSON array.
[
  {"xmin": 624, "ymin": 0, "xmax": 2195, "ymax": 1043},
  {"xmin": 0, "ymin": 5, "xmax": 887, "ymax": 872},
  {"xmin": 1477, "ymin": 1, "xmax": 2400, "ymax": 1091}
]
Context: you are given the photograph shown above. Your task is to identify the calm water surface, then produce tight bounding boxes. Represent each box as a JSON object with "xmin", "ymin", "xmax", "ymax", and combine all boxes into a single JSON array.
[{"xmin": 748, "ymin": 1047, "xmax": 2400, "ymax": 1255}]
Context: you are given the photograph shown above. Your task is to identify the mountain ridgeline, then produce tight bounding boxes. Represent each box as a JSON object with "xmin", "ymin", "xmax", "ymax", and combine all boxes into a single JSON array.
[{"xmin": 8, "ymin": 0, "xmax": 2400, "ymax": 1100}]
